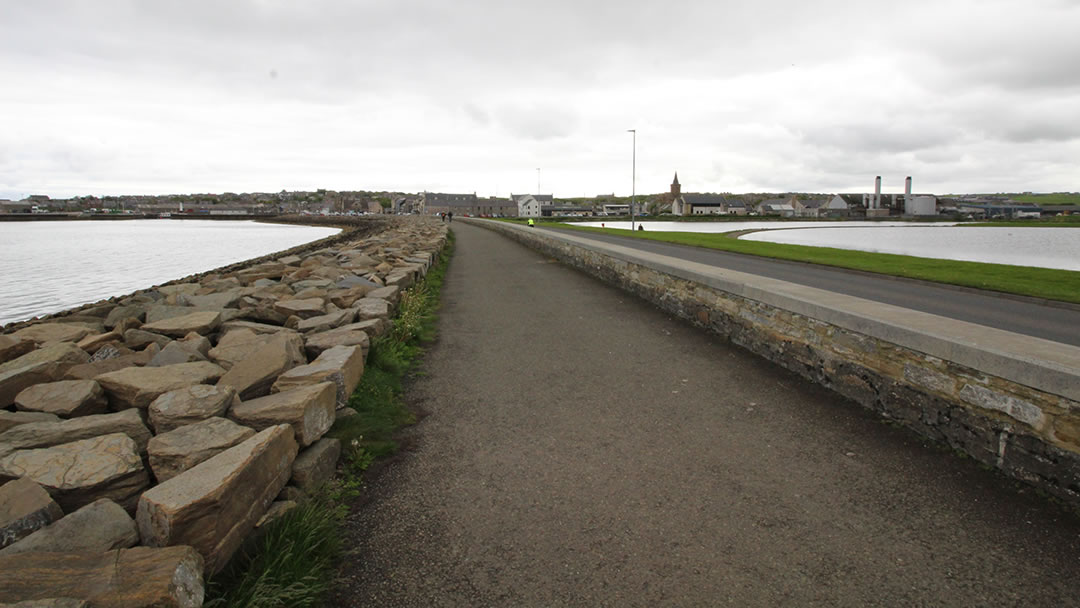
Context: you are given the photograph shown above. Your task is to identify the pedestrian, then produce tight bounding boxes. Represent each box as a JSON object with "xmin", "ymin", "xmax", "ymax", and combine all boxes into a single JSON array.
[
  {"xmin": 448, "ymin": 212, "xmax": 453, "ymax": 223},
  {"xmin": 528, "ymin": 218, "xmax": 535, "ymax": 227},
  {"xmin": 440, "ymin": 212, "xmax": 445, "ymax": 222}
]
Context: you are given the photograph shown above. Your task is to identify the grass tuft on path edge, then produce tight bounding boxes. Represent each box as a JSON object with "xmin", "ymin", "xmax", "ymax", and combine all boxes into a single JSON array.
[{"xmin": 204, "ymin": 229, "xmax": 454, "ymax": 608}]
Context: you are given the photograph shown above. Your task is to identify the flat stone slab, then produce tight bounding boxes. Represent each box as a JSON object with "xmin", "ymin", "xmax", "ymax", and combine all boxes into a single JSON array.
[
  {"xmin": 148, "ymin": 417, "xmax": 256, "ymax": 482},
  {"xmin": 272, "ymin": 297, "xmax": 326, "ymax": 320},
  {"xmin": 14, "ymin": 323, "xmax": 95, "ymax": 345},
  {"xmin": 14, "ymin": 380, "xmax": 107, "ymax": 418},
  {"xmin": 95, "ymin": 361, "xmax": 225, "ymax": 410},
  {"xmin": 303, "ymin": 325, "xmax": 371, "ymax": 360},
  {"xmin": 367, "ymin": 285, "xmax": 400, "ymax": 306},
  {"xmin": 137, "ymin": 424, "xmax": 297, "ymax": 575},
  {"xmin": 140, "ymin": 311, "xmax": 222, "ymax": 338},
  {"xmin": 0, "ymin": 546, "xmax": 204, "ymax": 607},
  {"xmin": 0, "ymin": 411, "xmax": 59, "ymax": 435},
  {"xmin": 273, "ymin": 345, "xmax": 364, "ymax": 410},
  {"xmin": 0, "ymin": 498, "xmax": 138, "ymax": 556},
  {"xmin": 216, "ymin": 332, "xmax": 305, "ymax": 400},
  {"xmin": 0, "ymin": 433, "xmax": 149, "ymax": 513},
  {"xmin": 229, "ymin": 382, "xmax": 336, "ymax": 447},
  {"xmin": 0, "ymin": 409, "xmax": 152, "ymax": 458},
  {"xmin": 0, "ymin": 343, "xmax": 90, "ymax": 407},
  {"xmin": 122, "ymin": 328, "xmax": 172, "ymax": 350},
  {"xmin": 148, "ymin": 384, "xmax": 240, "ymax": 434},
  {"xmin": 219, "ymin": 319, "xmax": 292, "ymax": 336},
  {"xmin": 296, "ymin": 309, "xmax": 355, "ymax": 334},
  {"xmin": 0, "ymin": 477, "xmax": 63, "ymax": 550}
]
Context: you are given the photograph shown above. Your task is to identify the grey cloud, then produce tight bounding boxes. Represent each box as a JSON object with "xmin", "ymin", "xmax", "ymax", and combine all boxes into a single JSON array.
[{"xmin": 493, "ymin": 104, "xmax": 579, "ymax": 141}]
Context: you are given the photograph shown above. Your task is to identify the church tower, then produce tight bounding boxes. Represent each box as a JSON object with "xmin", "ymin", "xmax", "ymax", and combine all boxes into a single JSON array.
[{"xmin": 671, "ymin": 172, "xmax": 681, "ymax": 197}]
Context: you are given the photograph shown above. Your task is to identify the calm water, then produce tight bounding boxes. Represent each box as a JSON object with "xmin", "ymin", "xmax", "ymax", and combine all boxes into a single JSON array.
[
  {"xmin": 0, "ymin": 220, "xmax": 340, "ymax": 326},
  {"xmin": 574, "ymin": 221, "xmax": 1079, "ymax": 271},
  {"xmin": 741, "ymin": 226, "xmax": 1080, "ymax": 271},
  {"xmin": 576, "ymin": 220, "xmax": 934, "ymax": 233}
]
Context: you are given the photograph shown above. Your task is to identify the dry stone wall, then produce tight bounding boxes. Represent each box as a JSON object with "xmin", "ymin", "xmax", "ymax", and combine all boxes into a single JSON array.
[
  {"xmin": 0, "ymin": 216, "xmax": 447, "ymax": 606},
  {"xmin": 474, "ymin": 219, "xmax": 1080, "ymax": 509}
]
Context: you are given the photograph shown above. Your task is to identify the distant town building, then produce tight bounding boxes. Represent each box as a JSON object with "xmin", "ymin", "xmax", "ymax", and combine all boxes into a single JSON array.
[
  {"xmin": 513, "ymin": 194, "xmax": 542, "ymax": 217},
  {"xmin": 669, "ymin": 173, "xmax": 747, "ymax": 216},
  {"xmin": 422, "ymin": 192, "xmax": 478, "ymax": 216}
]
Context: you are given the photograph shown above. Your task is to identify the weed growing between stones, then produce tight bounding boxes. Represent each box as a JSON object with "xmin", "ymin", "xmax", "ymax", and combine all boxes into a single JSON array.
[{"xmin": 203, "ymin": 229, "xmax": 453, "ymax": 608}]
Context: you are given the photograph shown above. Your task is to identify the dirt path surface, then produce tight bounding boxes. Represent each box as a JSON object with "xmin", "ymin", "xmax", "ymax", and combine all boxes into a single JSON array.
[{"xmin": 332, "ymin": 221, "xmax": 1080, "ymax": 607}]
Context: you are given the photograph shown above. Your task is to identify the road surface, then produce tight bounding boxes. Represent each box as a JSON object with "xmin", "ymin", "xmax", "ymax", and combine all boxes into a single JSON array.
[{"xmin": 540, "ymin": 225, "xmax": 1080, "ymax": 347}]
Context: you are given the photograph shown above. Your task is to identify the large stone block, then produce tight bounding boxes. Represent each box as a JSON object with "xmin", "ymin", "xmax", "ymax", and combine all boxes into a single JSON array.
[
  {"xmin": 136, "ymin": 424, "xmax": 298, "ymax": 575},
  {"xmin": 104, "ymin": 304, "xmax": 147, "ymax": 329},
  {"xmin": 147, "ymin": 341, "xmax": 208, "ymax": 367},
  {"xmin": 122, "ymin": 328, "xmax": 171, "ymax": 350},
  {"xmin": 148, "ymin": 384, "xmax": 239, "ymax": 434},
  {"xmin": 272, "ymin": 297, "xmax": 326, "ymax": 320},
  {"xmin": 216, "ymin": 332, "xmax": 305, "ymax": 400},
  {"xmin": 0, "ymin": 409, "xmax": 152, "ymax": 458},
  {"xmin": 353, "ymin": 297, "xmax": 391, "ymax": 321},
  {"xmin": 296, "ymin": 309, "xmax": 355, "ymax": 334},
  {"xmin": 229, "ymin": 382, "xmax": 336, "ymax": 447},
  {"xmin": 14, "ymin": 380, "xmax": 107, "ymax": 418},
  {"xmin": 95, "ymin": 361, "xmax": 225, "ymax": 410},
  {"xmin": 0, "ymin": 335, "xmax": 35, "ymax": 365},
  {"xmin": 140, "ymin": 311, "xmax": 222, "ymax": 339},
  {"xmin": 0, "ymin": 498, "xmax": 138, "ymax": 556},
  {"xmin": 219, "ymin": 319, "xmax": 290, "ymax": 336},
  {"xmin": 367, "ymin": 285, "xmax": 400, "ymax": 307},
  {"xmin": 0, "ymin": 477, "xmax": 63, "ymax": 550},
  {"xmin": 303, "ymin": 324, "xmax": 371, "ymax": 360},
  {"xmin": 0, "ymin": 434, "xmax": 149, "ymax": 513},
  {"xmin": 206, "ymin": 327, "xmax": 302, "ymax": 370},
  {"xmin": 14, "ymin": 323, "xmax": 95, "ymax": 345},
  {"xmin": 272, "ymin": 345, "xmax": 364, "ymax": 410},
  {"xmin": 63, "ymin": 353, "xmax": 144, "ymax": 381},
  {"xmin": 75, "ymin": 331, "xmax": 124, "ymax": 355},
  {"xmin": 0, "ymin": 545, "xmax": 204, "ymax": 608},
  {"xmin": 290, "ymin": 438, "xmax": 342, "ymax": 493},
  {"xmin": 148, "ymin": 417, "xmax": 256, "ymax": 482},
  {"xmin": 0, "ymin": 343, "xmax": 90, "ymax": 407},
  {"xmin": 0, "ymin": 411, "xmax": 59, "ymax": 434}
]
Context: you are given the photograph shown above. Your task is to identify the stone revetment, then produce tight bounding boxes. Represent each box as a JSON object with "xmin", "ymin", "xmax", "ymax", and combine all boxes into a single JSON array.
[{"xmin": 0, "ymin": 216, "xmax": 447, "ymax": 606}]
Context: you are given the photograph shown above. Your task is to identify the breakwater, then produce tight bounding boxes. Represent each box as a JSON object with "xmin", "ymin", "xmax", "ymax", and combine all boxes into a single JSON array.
[
  {"xmin": 472, "ymin": 219, "xmax": 1080, "ymax": 510},
  {"xmin": 0, "ymin": 215, "xmax": 447, "ymax": 605}
]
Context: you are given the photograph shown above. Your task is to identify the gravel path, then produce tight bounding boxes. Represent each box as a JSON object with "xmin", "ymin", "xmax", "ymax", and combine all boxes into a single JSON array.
[{"xmin": 332, "ymin": 221, "xmax": 1080, "ymax": 607}]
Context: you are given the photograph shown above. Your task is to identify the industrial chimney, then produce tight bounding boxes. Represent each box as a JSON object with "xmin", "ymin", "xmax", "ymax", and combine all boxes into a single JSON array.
[
  {"xmin": 905, "ymin": 176, "xmax": 912, "ymax": 195},
  {"xmin": 873, "ymin": 176, "xmax": 882, "ymax": 209}
]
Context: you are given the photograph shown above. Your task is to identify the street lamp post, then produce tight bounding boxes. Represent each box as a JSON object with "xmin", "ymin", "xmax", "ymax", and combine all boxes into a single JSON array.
[
  {"xmin": 536, "ymin": 168, "xmax": 541, "ymax": 195},
  {"xmin": 628, "ymin": 129, "xmax": 636, "ymax": 232}
]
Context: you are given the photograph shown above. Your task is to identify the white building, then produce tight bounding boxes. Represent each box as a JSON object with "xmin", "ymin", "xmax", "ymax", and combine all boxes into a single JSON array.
[{"xmin": 513, "ymin": 194, "xmax": 542, "ymax": 217}]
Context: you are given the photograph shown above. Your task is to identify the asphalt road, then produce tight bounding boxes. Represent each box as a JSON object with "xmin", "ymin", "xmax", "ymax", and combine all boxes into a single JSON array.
[
  {"xmin": 539, "ymin": 225, "xmax": 1080, "ymax": 347},
  {"xmin": 333, "ymin": 221, "xmax": 1080, "ymax": 607}
]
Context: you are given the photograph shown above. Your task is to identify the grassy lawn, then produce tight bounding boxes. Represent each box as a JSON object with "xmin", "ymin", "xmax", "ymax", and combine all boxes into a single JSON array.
[{"xmin": 504, "ymin": 219, "xmax": 1080, "ymax": 305}]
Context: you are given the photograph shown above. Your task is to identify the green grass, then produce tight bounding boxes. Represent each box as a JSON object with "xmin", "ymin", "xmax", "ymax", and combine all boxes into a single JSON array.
[
  {"xmin": 518, "ymin": 220, "xmax": 1080, "ymax": 305},
  {"xmin": 203, "ymin": 230, "xmax": 454, "ymax": 608},
  {"xmin": 205, "ymin": 493, "xmax": 345, "ymax": 608},
  {"xmin": 1009, "ymin": 193, "xmax": 1080, "ymax": 206}
]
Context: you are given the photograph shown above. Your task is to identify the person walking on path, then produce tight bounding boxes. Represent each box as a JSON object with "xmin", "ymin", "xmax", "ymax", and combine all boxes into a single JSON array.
[{"xmin": 447, "ymin": 211, "xmax": 453, "ymax": 223}]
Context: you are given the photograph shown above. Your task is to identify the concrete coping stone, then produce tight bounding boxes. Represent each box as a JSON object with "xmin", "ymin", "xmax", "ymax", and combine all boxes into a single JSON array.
[{"xmin": 478, "ymin": 220, "xmax": 1080, "ymax": 402}]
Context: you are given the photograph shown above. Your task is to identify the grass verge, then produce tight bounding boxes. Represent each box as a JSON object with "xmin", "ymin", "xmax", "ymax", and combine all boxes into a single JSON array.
[
  {"xmin": 504, "ymin": 219, "xmax": 1080, "ymax": 305},
  {"xmin": 204, "ymin": 229, "xmax": 454, "ymax": 608}
]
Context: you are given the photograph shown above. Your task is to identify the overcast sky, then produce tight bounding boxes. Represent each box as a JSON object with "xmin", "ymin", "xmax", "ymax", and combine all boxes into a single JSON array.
[{"xmin": 2, "ymin": 0, "xmax": 1078, "ymax": 200}]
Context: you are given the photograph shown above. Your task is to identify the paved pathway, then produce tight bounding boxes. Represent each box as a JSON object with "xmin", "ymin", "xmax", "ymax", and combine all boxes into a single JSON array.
[{"xmin": 333, "ymin": 221, "xmax": 1080, "ymax": 607}]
